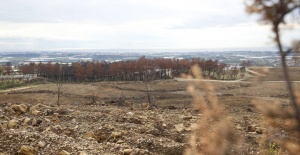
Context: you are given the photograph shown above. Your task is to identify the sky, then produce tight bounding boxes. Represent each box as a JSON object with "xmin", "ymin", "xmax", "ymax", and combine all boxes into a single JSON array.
[{"xmin": 0, "ymin": 0, "xmax": 299, "ymax": 51}]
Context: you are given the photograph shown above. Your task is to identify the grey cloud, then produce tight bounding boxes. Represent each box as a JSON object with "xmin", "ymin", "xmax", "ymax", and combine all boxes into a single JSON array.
[
  {"xmin": 170, "ymin": 16, "xmax": 247, "ymax": 29},
  {"xmin": 0, "ymin": 0, "xmax": 169, "ymax": 24}
]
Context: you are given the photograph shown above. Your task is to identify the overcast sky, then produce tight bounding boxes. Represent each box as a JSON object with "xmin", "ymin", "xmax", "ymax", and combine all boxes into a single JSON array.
[{"xmin": 0, "ymin": 0, "xmax": 299, "ymax": 51}]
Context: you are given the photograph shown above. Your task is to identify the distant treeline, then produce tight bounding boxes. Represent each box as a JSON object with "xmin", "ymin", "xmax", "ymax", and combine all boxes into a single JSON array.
[{"xmin": 18, "ymin": 57, "xmax": 239, "ymax": 82}]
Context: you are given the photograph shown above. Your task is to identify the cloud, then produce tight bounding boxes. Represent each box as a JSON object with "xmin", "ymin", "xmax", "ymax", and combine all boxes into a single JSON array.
[
  {"xmin": 0, "ymin": 0, "xmax": 298, "ymax": 51},
  {"xmin": 0, "ymin": 0, "xmax": 247, "ymax": 25},
  {"xmin": 0, "ymin": 0, "xmax": 170, "ymax": 24}
]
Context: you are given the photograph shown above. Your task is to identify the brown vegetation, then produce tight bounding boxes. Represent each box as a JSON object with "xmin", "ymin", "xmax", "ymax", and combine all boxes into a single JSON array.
[
  {"xmin": 1, "ymin": 67, "xmax": 300, "ymax": 154},
  {"xmin": 249, "ymin": 67, "xmax": 300, "ymax": 81},
  {"xmin": 18, "ymin": 57, "xmax": 235, "ymax": 82},
  {"xmin": 245, "ymin": 0, "xmax": 300, "ymax": 154}
]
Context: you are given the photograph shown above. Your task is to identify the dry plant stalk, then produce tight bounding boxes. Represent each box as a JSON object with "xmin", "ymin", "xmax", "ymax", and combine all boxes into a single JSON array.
[
  {"xmin": 184, "ymin": 65, "xmax": 240, "ymax": 155},
  {"xmin": 246, "ymin": 1, "xmax": 300, "ymax": 154},
  {"xmin": 253, "ymin": 93, "xmax": 300, "ymax": 154}
]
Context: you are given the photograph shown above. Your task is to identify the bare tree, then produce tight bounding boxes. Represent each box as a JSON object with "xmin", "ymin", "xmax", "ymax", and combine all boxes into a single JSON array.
[
  {"xmin": 144, "ymin": 79, "xmax": 154, "ymax": 106},
  {"xmin": 54, "ymin": 65, "xmax": 63, "ymax": 107},
  {"xmin": 56, "ymin": 76, "xmax": 63, "ymax": 107},
  {"xmin": 292, "ymin": 41, "xmax": 300, "ymax": 66},
  {"xmin": 143, "ymin": 62, "xmax": 156, "ymax": 107},
  {"xmin": 246, "ymin": 0, "xmax": 300, "ymax": 141},
  {"xmin": 0, "ymin": 66, "xmax": 4, "ymax": 76}
]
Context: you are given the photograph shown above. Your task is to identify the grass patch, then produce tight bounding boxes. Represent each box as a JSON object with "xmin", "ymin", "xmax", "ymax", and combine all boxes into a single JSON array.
[{"xmin": 0, "ymin": 80, "xmax": 27, "ymax": 90}]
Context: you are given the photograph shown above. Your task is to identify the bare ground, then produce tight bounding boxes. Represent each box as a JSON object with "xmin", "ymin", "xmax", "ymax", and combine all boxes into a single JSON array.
[{"xmin": 0, "ymin": 68, "xmax": 299, "ymax": 154}]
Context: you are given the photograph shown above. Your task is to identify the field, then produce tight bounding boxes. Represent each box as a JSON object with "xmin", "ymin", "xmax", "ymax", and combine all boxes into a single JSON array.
[
  {"xmin": 0, "ymin": 67, "xmax": 299, "ymax": 154},
  {"xmin": 248, "ymin": 67, "xmax": 300, "ymax": 81}
]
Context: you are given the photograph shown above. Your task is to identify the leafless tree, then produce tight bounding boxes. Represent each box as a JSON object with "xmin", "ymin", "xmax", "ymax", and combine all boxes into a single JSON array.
[
  {"xmin": 246, "ymin": 0, "xmax": 300, "ymax": 137},
  {"xmin": 143, "ymin": 66, "xmax": 156, "ymax": 107},
  {"xmin": 56, "ymin": 76, "xmax": 63, "ymax": 107},
  {"xmin": 292, "ymin": 41, "xmax": 300, "ymax": 66}
]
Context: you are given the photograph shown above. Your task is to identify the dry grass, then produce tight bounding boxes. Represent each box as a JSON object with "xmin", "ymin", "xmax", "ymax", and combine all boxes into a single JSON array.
[
  {"xmin": 249, "ymin": 67, "xmax": 300, "ymax": 81},
  {"xmin": 1, "ymin": 66, "xmax": 300, "ymax": 154},
  {"xmin": 184, "ymin": 65, "xmax": 241, "ymax": 155},
  {"xmin": 252, "ymin": 97, "xmax": 300, "ymax": 154},
  {"xmin": 184, "ymin": 65, "xmax": 300, "ymax": 155}
]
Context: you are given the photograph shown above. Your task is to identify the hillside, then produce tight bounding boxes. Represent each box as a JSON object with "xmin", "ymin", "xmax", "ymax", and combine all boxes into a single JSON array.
[{"xmin": 0, "ymin": 68, "xmax": 299, "ymax": 154}]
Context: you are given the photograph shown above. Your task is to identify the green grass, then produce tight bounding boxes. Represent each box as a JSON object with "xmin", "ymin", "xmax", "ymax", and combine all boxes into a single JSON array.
[
  {"xmin": 266, "ymin": 143, "xmax": 281, "ymax": 155},
  {"xmin": 0, "ymin": 80, "xmax": 27, "ymax": 90}
]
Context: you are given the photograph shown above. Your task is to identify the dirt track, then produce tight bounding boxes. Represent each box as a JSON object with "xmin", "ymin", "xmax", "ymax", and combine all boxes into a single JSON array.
[
  {"xmin": 0, "ymin": 85, "xmax": 40, "ymax": 93},
  {"xmin": 1, "ymin": 68, "xmax": 299, "ymax": 154}
]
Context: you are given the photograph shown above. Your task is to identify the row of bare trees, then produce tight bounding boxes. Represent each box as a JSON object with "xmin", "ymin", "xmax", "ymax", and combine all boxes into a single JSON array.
[
  {"xmin": 0, "ymin": 63, "xmax": 13, "ymax": 76},
  {"xmin": 18, "ymin": 57, "xmax": 237, "ymax": 82}
]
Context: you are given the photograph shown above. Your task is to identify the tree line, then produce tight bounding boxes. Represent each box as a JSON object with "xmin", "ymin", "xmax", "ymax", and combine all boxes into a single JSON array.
[{"xmin": 18, "ymin": 57, "xmax": 239, "ymax": 82}]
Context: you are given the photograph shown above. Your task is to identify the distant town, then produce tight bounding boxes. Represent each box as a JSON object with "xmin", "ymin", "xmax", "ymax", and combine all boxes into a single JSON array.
[{"xmin": 0, "ymin": 50, "xmax": 298, "ymax": 67}]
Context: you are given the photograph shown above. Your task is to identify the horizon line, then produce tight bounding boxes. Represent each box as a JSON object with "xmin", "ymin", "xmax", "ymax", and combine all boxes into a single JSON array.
[{"xmin": 0, "ymin": 47, "xmax": 278, "ymax": 53}]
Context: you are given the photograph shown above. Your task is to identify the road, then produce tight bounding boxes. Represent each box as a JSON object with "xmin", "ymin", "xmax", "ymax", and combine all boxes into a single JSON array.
[
  {"xmin": 0, "ymin": 85, "xmax": 40, "ymax": 93},
  {"xmin": 175, "ymin": 78, "xmax": 300, "ymax": 83},
  {"xmin": 174, "ymin": 78, "xmax": 245, "ymax": 83},
  {"xmin": 175, "ymin": 68, "xmax": 300, "ymax": 83},
  {"xmin": 246, "ymin": 69, "xmax": 266, "ymax": 77}
]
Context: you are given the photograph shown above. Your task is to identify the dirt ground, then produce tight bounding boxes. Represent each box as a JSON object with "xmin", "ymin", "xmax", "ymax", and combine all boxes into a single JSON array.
[
  {"xmin": 248, "ymin": 67, "xmax": 300, "ymax": 81},
  {"xmin": 0, "ymin": 67, "xmax": 299, "ymax": 155}
]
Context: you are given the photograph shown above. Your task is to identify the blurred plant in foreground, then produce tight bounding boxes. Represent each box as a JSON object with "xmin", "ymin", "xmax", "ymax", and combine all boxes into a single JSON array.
[
  {"xmin": 246, "ymin": 0, "xmax": 300, "ymax": 154},
  {"xmin": 183, "ymin": 65, "xmax": 240, "ymax": 155},
  {"xmin": 185, "ymin": 1, "xmax": 300, "ymax": 154}
]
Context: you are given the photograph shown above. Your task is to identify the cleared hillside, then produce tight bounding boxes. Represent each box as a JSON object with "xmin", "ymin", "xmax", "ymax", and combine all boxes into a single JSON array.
[
  {"xmin": 0, "ymin": 72, "xmax": 299, "ymax": 154},
  {"xmin": 249, "ymin": 67, "xmax": 300, "ymax": 81}
]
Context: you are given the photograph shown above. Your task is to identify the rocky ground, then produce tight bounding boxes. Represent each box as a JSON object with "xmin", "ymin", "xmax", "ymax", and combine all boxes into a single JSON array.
[
  {"xmin": 0, "ymin": 73, "xmax": 298, "ymax": 154},
  {"xmin": 0, "ymin": 100, "xmax": 197, "ymax": 155}
]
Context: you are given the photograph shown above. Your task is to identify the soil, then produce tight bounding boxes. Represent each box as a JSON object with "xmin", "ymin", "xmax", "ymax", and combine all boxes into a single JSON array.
[
  {"xmin": 248, "ymin": 67, "xmax": 300, "ymax": 81},
  {"xmin": 0, "ymin": 67, "xmax": 299, "ymax": 155}
]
